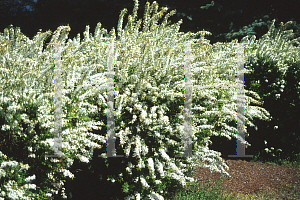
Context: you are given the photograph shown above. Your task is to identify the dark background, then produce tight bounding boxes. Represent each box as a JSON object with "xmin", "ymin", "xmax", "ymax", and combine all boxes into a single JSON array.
[{"xmin": 1, "ymin": 0, "xmax": 299, "ymax": 46}]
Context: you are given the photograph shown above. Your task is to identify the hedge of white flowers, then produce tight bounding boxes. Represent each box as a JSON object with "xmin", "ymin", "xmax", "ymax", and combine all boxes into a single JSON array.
[{"xmin": 0, "ymin": 0, "xmax": 272, "ymax": 199}]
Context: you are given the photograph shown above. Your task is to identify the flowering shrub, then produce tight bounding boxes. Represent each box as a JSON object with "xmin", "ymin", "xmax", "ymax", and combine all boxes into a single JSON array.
[
  {"xmin": 0, "ymin": 151, "xmax": 36, "ymax": 200},
  {"xmin": 242, "ymin": 20, "xmax": 300, "ymax": 163},
  {"xmin": 0, "ymin": 100, "xmax": 74, "ymax": 199},
  {"xmin": 0, "ymin": 0, "xmax": 271, "ymax": 199}
]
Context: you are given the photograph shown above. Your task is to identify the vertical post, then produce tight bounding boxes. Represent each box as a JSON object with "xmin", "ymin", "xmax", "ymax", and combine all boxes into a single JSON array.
[
  {"xmin": 228, "ymin": 43, "xmax": 253, "ymax": 158},
  {"xmin": 46, "ymin": 42, "xmax": 65, "ymax": 158},
  {"xmin": 176, "ymin": 42, "xmax": 193, "ymax": 157},
  {"xmin": 99, "ymin": 41, "xmax": 123, "ymax": 158}
]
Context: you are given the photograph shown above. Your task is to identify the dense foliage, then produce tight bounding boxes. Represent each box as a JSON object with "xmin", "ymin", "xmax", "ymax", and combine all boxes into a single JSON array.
[
  {"xmin": 242, "ymin": 20, "xmax": 300, "ymax": 164},
  {"xmin": 4, "ymin": 0, "xmax": 299, "ymax": 199}
]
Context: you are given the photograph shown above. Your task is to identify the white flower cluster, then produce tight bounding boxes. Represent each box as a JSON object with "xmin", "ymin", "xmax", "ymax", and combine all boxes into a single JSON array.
[
  {"xmin": 0, "ymin": 152, "xmax": 37, "ymax": 200},
  {"xmin": 242, "ymin": 20, "xmax": 300, "ymax": 78},
  {"xmin": 24, "ymin": 175, "xmax": 36, "ymax": 182}
]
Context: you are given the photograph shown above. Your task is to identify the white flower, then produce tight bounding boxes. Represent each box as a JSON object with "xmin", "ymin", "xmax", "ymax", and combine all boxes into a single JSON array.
[
  {"xmin": 140, "ymin": 176, "xmax": 150, "ymax": 188},
  {"xmin": 155, "ymin": 131, "xmax": 161, "ymax": 138},
  {"xmin": 147, "ymin": 158, "xmax": 155, "ymax": 174},
  {"xmin": 158, "ymin": 148, "xmax": 171, "ymax": 162},
  {"xmin": 46, "ymin": 193, "xmax": 52, "ymax": 197},
  {"xmin": 1, "ymin": 124, "xmax": 10, "ymax": 131},
  {"xmin": 156, "ymin": 160, "xmax": 164, "ymax": 177},
  {"xmin": 125, "ymin": 146, "xmax": 131, "ymax": 157},
  {"xmin": 169, "ymin": 162, "xmax": 183, "ymax": 175},
  {"xmin": 28, "ymin": 154, "xmax": 35, "ymax": 158},
  {"xmin": 144, "ymin": 118, "xmax": 151, "ymax": 125},
  {"xmin": 23, "ymin": 184, "xmax": 36, "ymax": 190},
  {"xmin": 47, "ymin": 172, "xmax": 54, "ymax": 180},
  {"xmin": 134, "ymin": 177, "xmax": 139, "ymax": 183},
  {"xmin": 141, "ymin": 143, "xmax": 148, "ymax": 156},
  {"xmin": 62, "ymin": 169, "xmax": 74, "ymax": 179},
  {"xmin": 19, "ymin": 164, "xmax": 29, "ymax": 171},
  {"xmin": 149, "ymin": 192, "xmax": 164, "ymax": 200},
  {"xmin": 160, "ymin": 115, "xmax": 169, "ymax": 124},
  {"xmin": 1, "ymin": 161, "xmax": 18, "ymax": 168},
  {"xmin": 133, "ymin": 137, "xmax": 142, "ymax": 157},
  {"xmin": 78, "ymin": 155, "xmax": 89, "ymax": 163},
  {"xmin": 140, "ymin": 109, "xmax": 147, "ymax": 121},
  {"xmin": 130, "ymin": 115, "xmax": 137, "ymax": 124},
  {"xmin": 135, "ymin": 104, "xmax": 142, "ymax": 110},
  {"xmin": 126, "ymin": 167, "xmax": 132, "ymax": 175},
  {"xmin": 0, "ymin": 169, "xmax": 6, "ymax": 178},
  {"xmin": 25, "ymin": 174, "xmax": 36, "ymax": 182},
  {"xmin": 135, "ymin": 192, "xmax": 141, "ymax": 200},
  {"xmin": 137, "ymin": 158, "xmax": 145, "ymax": 169}
]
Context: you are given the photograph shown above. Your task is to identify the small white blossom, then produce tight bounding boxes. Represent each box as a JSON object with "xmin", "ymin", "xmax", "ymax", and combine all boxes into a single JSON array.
[
  {"xmin": 135, "ymin": 192, "xmax": 141, "ymax": 200},
  {"xmin": 158, "ymin": 148, "xmax": 171, "ymax": 162},
  {"xmin": 28, "ymin": 154, "xmax": 35, "ymax": 158},
  {"xmin": 1, "ymin": 124, "xmax": 10, "ymax": 131},
  {"xmin": 23, "ymin": 184, "xmax": 36, "ymax": 190},
  {"xmin": 140, "ymin": 109, "xmax": 147, "ymax": 121},
  {"xmin": 134, "ymin": 177, "xmax": 139, "ymax": 183},
  {"xmin": 46, "ymin": 193, "xmax": 52, "ymax": 197},
  {"xmin": 62, "ymin": 169, "xmax": 74, "ymax": 179},
  {"xmin": 149, "ymin": 192, "xmax": 164, "ymax": 200},
  {"xmin": 126, "ymin": 167, "xmax": 132, "ymax": 175},
  {"xmin": 147, "ymin": 158, "xmax": 155, "ymax": 174},
  {"xmin": 156, "ymin": 160, "xmax": 164, "ymax": 177},
  {"xmin": 140, "ymin": 176, "xmax": 150, "ymax": 188},
  {"xmin": 135, "ymin": 104, "xmax": 142, "ymax": 110},
  {"xmin": 25, "ymin": 174, "xmax": 36, "ymax": 182},
  {"xmin": 1, "ymin": 161, "xmax": 18, "ymax": 168}
]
